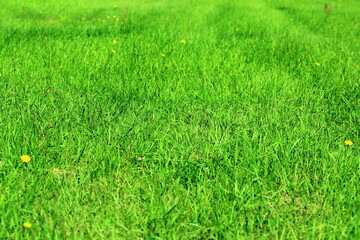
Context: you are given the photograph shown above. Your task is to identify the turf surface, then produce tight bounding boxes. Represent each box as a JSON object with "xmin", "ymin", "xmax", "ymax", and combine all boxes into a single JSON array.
[{"xmin": 0, "ymin": 0, "xmax": 359, "ymax": 238}]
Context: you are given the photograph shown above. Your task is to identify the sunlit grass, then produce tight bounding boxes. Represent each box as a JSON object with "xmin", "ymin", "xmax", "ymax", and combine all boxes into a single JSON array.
[{"xmin": 0, "ymin": 0, "xmax": 359, "ymax": 239}]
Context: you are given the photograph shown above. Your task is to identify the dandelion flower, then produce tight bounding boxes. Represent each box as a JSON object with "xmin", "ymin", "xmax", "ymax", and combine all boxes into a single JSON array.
[
  {"xmin": 315, "ymin": 62, "xmax": 321, "ymax": 66},
  {"xmin": 180, "ymin": 40, "xmax": 186, "ymax": 43},
  {"xmin": 161, "ymin": 54, "xmax": 166, "ymax": 57},
  {"xmin": 113, "ymin": 40, "xmax": 118, "ymax": 44},
  {"xmin": 111, "ymin": 50, "xmax": 116, "ymax": 53},
  {"xmin": 345, "ymin": 140, "xmax": 354, "ymax": 146},
  {"xmin": 23, "ymin": 222, "xmax": 32, "ymax": 228},
  {"xmin": 21, "ymin": 155, "xmax": 31, "ymax": 163}
]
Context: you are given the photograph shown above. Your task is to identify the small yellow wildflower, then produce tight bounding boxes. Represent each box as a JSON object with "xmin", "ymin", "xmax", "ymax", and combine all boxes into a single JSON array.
[
  {"xmin": 113, "ymin": 40, "xmax": 118, "ymax": 44},
  {"xmin": 111, "ymin": 50, "xmax": 116, "ymax": 53},
  {"xmin": 161, "ymin": 54, "xmax": 166, "ymax": 57},
  {"xmin": 23, "ymin": 222, "xmax": 32, "ymax": 228},
  {"xmin": 113, "ymin": 16, "xmax": 117, "ymax": 18},
  {"xmin": 107, "ymin": 16, "xmax": 111, "ymax": 19},
  {"xmin": 315, "ymin": 62, "xmax": 321, "ymax": 66},
  {"xmin": 21, "ymin": 155, "xmax": 31, "ymax": 163},
  {"xmin": 180, "ymin": 40, "xmax": 186, "ymax": 43},
  {"xmin": 345, "ymin": 140, "xmax": 354, "ymax": 146}
]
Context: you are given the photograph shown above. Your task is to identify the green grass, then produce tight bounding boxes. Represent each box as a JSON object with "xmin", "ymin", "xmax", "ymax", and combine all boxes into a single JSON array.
[{"xmin": 0, "ymin": 0, "xmax": 359, "ymax": 238}]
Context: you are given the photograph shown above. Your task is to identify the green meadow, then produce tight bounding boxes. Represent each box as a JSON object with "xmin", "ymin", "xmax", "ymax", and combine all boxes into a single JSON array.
[{"xmin": 0, "ymin": 0, "xmax": 359, "ymax": 238}]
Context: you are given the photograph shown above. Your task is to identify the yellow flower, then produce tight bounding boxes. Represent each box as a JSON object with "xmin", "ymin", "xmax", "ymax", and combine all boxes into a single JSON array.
[
  {"xmin": 111, "ymin": 50, "xmax": 116, "ymax": 53},
  {"xmin": 113, "ymin": 16, "xmax": 117, "ymax": 18},
  {"xmin": 21, "ymin": 155, "xmax": 31, "ymax": 163},
  {"xmin": 107, "ymin": 16, "xmax": 111, "ymax": 19},
  {"xmin": 180, "ymin": 40, "xmax": 186, "ymax": 43},
  {"xmin": 345, "ymin": 140, "xmax": 353, "ymax": 146},
  {"xmin": 315, "ymin": 62, "xmax": 321, "ymax": 66},
  {"xmin": 161, "ymin": 54, "xmax": 166, "ymax": 57},
  {"xmin": 23, "ymin": 222, "xmax": 32, "ymax": 228},
  {"xmin": 113, "ymin": 40, "xmax": 118, "ymax": 44}
]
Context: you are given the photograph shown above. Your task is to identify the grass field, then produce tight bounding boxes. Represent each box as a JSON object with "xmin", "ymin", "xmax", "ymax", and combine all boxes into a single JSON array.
[{"xmin": 0, "ymin": 0, "xmax": 359, "ymax": 239}]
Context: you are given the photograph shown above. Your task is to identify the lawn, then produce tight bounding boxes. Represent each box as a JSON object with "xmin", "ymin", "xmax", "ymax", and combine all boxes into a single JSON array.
[{"xmin": 0, "ymin": 0, "xmax": 359, "ymax": 239}]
